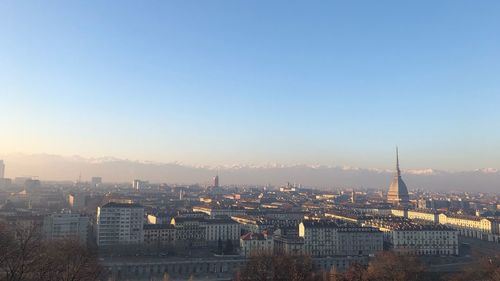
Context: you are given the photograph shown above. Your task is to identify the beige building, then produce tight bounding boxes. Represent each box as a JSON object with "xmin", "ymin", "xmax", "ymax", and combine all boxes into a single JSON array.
[
  {"xmin": 438, "ymin": 213, "xmax": 500, "ymax": 242},
  {"xmin": 231, "ymin": 215, "xmax": 265, "ymax": 233},
  {"xmin": 170, "ymin": 217, "xmax": 241, "ymax": 247},
  {"xmin": 146, "ymin": 213, "xmax": 172, "ymax": 225},
  {"xmin": 391, "ymin": 208, "xmax": 408, "ymax": 218},
  {"xmin": 408, "ymin": 209, "xmax": 439, "ymax": 223},
  {"xmin": 365, "ymin": 217, "xmax": 459, "ymax": 255},
  {"xmin": 299, "ymin": 220, "xmax": 383, "ymax": 257},
  {"xmin": 324, "ymin": 210, "xmax": 360, "ymax": 223},
  {"xmin": 192, "ymin": 206, "xmax": 245, "ymax": 218}
]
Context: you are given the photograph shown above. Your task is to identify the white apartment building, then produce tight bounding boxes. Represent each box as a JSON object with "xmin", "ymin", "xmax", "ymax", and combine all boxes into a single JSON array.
[
  {"xmin": 206, "ymin": 218, "xmax": 241, "ymax": 243},
  {"xmin": 42, "ymin": 212, "xmax": 89, "ymax": 244},
  {"xmin": 97, "ymin": 202, "xmax": 144, "ymax": 246},
  {"xmin": 299, "ymin": 221, "xmax": 338, "ymax": 256},
  {"xmin": 299, "ymin": 220, "xmax": 383, "ymax": 257},
  {"xmin": 170, "ymin": 216, "xmax": 240, "ymax": 247},
  {"xmin": 390, "ymin": 225, "xmax": 458, "ymax": 255},
  {"xmin": 337, "ymin": 226, "xmax": 384, "ymax": 256},
  {"xmin": 240, "ymin": 231, "xmax": 273, "ymax": 257}
]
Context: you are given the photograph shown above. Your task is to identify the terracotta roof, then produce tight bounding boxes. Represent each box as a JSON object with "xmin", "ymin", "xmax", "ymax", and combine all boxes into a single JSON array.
[{"xmin": 241, "ymin": 232, "xmax": 267, "ymax": 241}]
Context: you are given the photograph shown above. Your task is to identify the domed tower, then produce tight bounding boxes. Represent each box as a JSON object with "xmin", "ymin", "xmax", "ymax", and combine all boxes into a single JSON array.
[{"xmin": 387, "ymin": 147, "xmax": 409, "ymax": 206}]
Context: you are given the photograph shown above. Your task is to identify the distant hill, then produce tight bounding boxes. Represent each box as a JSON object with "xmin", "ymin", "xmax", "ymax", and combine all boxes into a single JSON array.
[{"xmin": 1, "ymin": 153, "xmax": 499, "ymax": 192}]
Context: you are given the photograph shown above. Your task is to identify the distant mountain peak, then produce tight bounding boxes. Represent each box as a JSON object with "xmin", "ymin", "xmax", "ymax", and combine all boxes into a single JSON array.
[
  {"xmin": 475, "ymin": 168, "xmax": 499, "ymax": 174},
  {"xmin": 0, "ymin": 153, "xmax": 499, "ymax": 192}
]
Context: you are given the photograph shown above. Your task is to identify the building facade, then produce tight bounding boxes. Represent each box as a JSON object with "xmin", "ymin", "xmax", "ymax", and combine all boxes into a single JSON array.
[
  {"xmin": 299, "ymin": 221, "xmax": 338, "ymax": 257},
  {"xmin": 192, "ymin": 206, "xmax": 246, "ymax": 218},
  {"xmin": 336, "ymin": 226, "xmax": 384, "ymax": 256},
  {"xmin": 42, "ymin": 212, "xmax": 89, "ymax": 244},
  {"xmin": 273, "ymin": 227, "xmax": 304, "ymax": 255},
  {"xmin": 170, "ymin": 217, "xmax": 207, "ymax": 247},
  {"xmin": 169, "ymin": 216, "xmax": 241, "ymax": 248},
  {"xmin": 390, "ymin": 226, "xmax": 458, "ymax": 255},
  {"xmin": 206, "ymin": 218, "xmax": 241, "ymax": 244},
  {"xmin": 143, "ymin": 224, "xmax": 176, "ymax": 246},
  {"xmin": 365, "ymin": 217, "xmax": 459, "ymax": 255},
  {"xmin": 96, "ymin": 202, "xmax": 144, "ymax": 246},
  {"xmin": 408, "ymin": 209, "xmax": 439, "ymax": 223},
  {"xmin": 299, "ymin": 220, "xmax": 383, "ymax": 257},
  {"xmin": 240, "ymin": 232, "xmax": 273, "ymax": 257},
  {"xmin": 438, "ymin": 213, "xmax": 500, "ymax": 242}
]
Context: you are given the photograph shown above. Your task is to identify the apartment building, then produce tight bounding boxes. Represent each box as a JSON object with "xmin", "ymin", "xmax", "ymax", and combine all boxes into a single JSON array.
[
  {"xmin": 96, "ymin": 202, "xmax": 144, "ymax": 246},
  {"xmin": 42, "ymin": 212, "xmax": 88, "ymax": 244}
]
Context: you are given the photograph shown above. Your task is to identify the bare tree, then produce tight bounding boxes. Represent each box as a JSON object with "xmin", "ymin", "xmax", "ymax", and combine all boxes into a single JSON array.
[
  {"xmin": 238, "ymin": 252, "xmax": 317, "ymax": 281},
  {"xmin": 0, "ymin": 222, "xmax": 104, "ymax": 281},
  {"xmin": 0, "ymin": 222, "xmax": 43, "ymax": 281},
  {"xmin": 363, "ymin": 252, "xmax": 425, "ymax": 281},
  {"xmin": 448, "ymin": 256, "xmax": 500, "ymax": 281},
  {"xmin": 33, "ymin": 239, "xmax": 104, "ymax": 281},
  {"xmin": 329, "ymin": 263, "xmax": 366, "ymax": 281}
]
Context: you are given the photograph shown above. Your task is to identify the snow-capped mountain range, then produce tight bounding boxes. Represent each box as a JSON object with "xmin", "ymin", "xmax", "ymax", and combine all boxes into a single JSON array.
[{"xmin": 0, "ymin": 153, "xmax": 499, "ymax": 192}]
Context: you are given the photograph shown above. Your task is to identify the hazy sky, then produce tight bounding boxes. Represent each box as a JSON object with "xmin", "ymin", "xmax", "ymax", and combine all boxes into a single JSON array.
[{"xmin": 1, "ymin": 1, "xmax": 500, "ymax": 170}]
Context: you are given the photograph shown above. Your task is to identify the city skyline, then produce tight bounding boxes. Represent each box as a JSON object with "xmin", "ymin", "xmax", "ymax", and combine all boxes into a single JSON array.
[
  {"xmin": 1, "ymin": 1, "xmax": 500, "ymax": 170},
  {"xmin": 1, "ymin": 152, "xmax": 500, "ymax": 193},
  {"xmin": 1, "ymin": 2, "xmax": 499, "ymax": 280}
]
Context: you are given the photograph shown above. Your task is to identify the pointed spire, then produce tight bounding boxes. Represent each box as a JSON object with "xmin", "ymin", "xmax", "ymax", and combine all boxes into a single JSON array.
[{"xmin": 396, "ymin": 146, "xmax": 400, "ymax": 176}]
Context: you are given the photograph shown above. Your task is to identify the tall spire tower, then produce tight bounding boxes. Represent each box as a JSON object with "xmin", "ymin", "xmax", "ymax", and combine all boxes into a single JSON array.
[
  {"xmin": 396, "ymin": 146, "xmax": 400, "ymax": 175},
  {"xmin": 213, "ymin": 173, "xmax": 219, "ymax": 188},
  {"xmin": 387, "ymin": 147, "xmax": 409, "ymax": 206}
]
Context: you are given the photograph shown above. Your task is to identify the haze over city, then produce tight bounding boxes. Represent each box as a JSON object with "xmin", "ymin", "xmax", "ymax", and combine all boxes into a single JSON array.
[
  {"xmin": 1, "ymin": 2, "xmax": 500, "ymax": 281},
  {"xmin": 0, "ymin": 153, "xmax": 499, "ymax": 193},
  {"xmin": 2, "ymin": 1, "xmax": 500, "ymax": 173}
]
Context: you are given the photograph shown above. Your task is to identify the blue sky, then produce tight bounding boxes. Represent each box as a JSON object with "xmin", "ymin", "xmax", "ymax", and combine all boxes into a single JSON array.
[{"xmin": 1, "ymin": 1, "xmax": 499, "ymax": 170}]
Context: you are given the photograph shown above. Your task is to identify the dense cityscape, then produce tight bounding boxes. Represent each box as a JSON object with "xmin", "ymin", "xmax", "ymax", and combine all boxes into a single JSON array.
[
  {"xmin": 0, "ymin": 150, "xmax": 499, "ymax": 281},
  {"xmin": 2, "ymin": 1, "xmax": 500, "ymax": 280}
]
